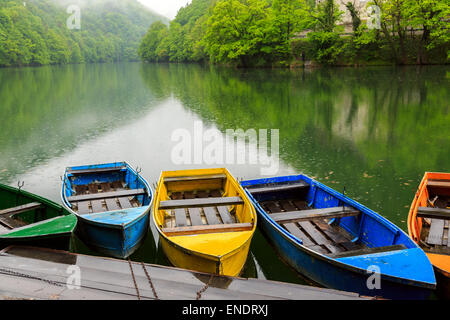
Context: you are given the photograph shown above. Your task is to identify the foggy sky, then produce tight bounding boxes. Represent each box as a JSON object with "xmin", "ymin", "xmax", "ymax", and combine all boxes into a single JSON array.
[{"xmin": 137, "ymin": 0, "xmax": 191, "ymax": 19}]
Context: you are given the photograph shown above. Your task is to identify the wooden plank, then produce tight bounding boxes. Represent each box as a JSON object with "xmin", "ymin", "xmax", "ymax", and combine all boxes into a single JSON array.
[
  {"xmin": 118, "ymin": 197, "xmax": 133, "ymax": 209},
  {"xmin": 314, "ymin": 220, "xmax": 351, "ymax": 244},
  {"xmin": 417, "ymin": 206, "xmax": 450, "ymax": 220},
  {"xmin": 203, "ymin": 207, "xmax": 221, "ymax": 225},
  {"xmin": 0, "ymin": 202, "xmax": 42, "ymax": 216},
  {"xmin": 292, "ymin": 200, "xmax": 308, "ymax": 210},
  {"xmin": 75, "ymin": 185, "xmax": 88, "ymax": 195},
  {"xmin": 67, "ymin": 166, "xmax": 126, "ymax": 175},
  {"xmin": 427, "ymin": 180, "xmax": 450, "ymax": 188},
  {"xmin": 91, "ymin": 200, "xmax": 105, "ymax": 213},
  {"xmin": 111, "ymin": 181, "xmax": 124, "ymax": 190},
  {"xmin": 159, "ymin": 197, "xmax": 244, "ymax": 210},
  {"xmin": 340, "ymin": 241, "xmax": 364, "ymax": 252},
  {"xmin": 278, "ymin": 200, "xmax": 298, "ymax": 212},
  {"xmin": 427, "ymin": 219, "xmax": 445, "ymax": 245},
  {"xmin": 174, "ymin": 209, "xmax": 187, "ymax": 227},
  {"xmin": 263, "ymin": 201, "xmax": 282, "ymax": 213},
  {"xmin": 269, "ymin": 207, "xmax": 360, "ymax": 224},
  {"xmin": 183, "ymin": 191, "xmax": 195, "ymax": 199},
  {"xmin": 445, "ymin": 220, "xmax": 450, "ymax": 248},
  {"xmin": 164, "ymin": 174, "xmax": 226, "ymax": 183},
  {"xmin": 217, "ymin": 206, "xmax": 234, "ymax": 224},
  {"xmin": 298, "ymin": 221, "xmax": 338, "ymax": 254},
  {"xmin": 68, "ymin": 189, "xmax": 145, "ymax": 202},
  {"xmin": 88, "ymin": 184, "xmax": 98, "ymax": 194},
  {"xmin": 247, "ymin": 181, "xmax": 309, "ymax": 195},
  {"xmin": 77, "ymin": 201, "xmax": 91, "ymax": 214},
  {"xmin": 331, "ymin": 245, "xmax": 407, "ymax": 258},
  {"xmin": 188, "ymin": 208, "xmax": 203, "ymax": 226},
  {"xmin": 171, "ymin": 192, "xmax": 183, "ymax": 200},
  {"xmin": 162, "ymin": 223, "xmax": 253, "ymax": 236},
  {"xmin": 196, "ymin": 191, "xmax": 209, "ymax": 198},
  {"xmin": 283, "ymin": 223, "xmax": 314, "ymax": 246},
  {"xmin": 0, "ymin": 216, "xmax": 27, "ymax": 229},
  {"xmin": 105, "ymin": 198, "xmax": 121, "ymax": 211},
  {"xmin": 210, "ymin": 190, "xmax": 222, "ymax": 197},
  {"xmin": 100, "ymin": 183, "xmax": 111, "ymax": 193}
]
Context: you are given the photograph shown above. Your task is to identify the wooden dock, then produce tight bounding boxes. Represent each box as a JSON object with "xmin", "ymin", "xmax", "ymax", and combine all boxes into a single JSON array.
[{"xmin": 0, "ymin": 246, "xmax": 371, "ymax": 300}]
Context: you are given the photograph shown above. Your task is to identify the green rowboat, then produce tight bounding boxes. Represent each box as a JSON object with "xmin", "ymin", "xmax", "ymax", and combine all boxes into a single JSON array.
[{"xmin": 0, "ymin": 183, "xmax": 77, "ymax": 250}]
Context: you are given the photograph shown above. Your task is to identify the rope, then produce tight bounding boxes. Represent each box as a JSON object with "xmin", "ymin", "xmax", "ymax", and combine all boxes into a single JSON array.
[
  {"xmin": 196, "ymin": 275, "xmax": 213, "ymax": 300},
  {"xmin": 141, "ymin": 262, "xmax": 159, "ymax": 300},
  {"xmin": 0, "ymin": 267, "xmax": 64, "ymax": 287},
  {"xmin": 127, "ymin": 259, "xmax": 141, "ymax": 300}
]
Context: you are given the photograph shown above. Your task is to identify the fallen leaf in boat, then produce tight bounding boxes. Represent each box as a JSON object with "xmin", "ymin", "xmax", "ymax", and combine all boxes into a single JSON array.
[
  {"xmin": 404, "ymin": 183, "xmax": 410, "ymax": 186},
  {"xmin": 329, "ymin": 171, "xmax": 334, "ymax": 175},
  {"xmin": 363, "ymin": 172, "xmax": 373, "ymax": 178}
]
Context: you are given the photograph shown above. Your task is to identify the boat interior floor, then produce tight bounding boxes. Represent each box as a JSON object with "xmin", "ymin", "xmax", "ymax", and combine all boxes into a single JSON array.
[
  {"xmin": 260, "ymin": 198, "xmax": 369, "ymax": 256},
  {"xmin": 70, "ymin": 180, "xmax": 141, "ymax": 215},
  {"xmin": 0, "ymin": 202, "xmax": 44, "ymax": 233},
  {"xmin": 419, "ymin": 194, "xmax": 450, "ymax": 255},
  {"xmin": 164, "ymin": 189, "xmax": 239, "ymax": 229}
]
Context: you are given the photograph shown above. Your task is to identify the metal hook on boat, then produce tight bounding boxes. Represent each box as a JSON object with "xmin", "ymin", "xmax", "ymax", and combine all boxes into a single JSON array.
[{"xmin": 17, "ymin": 181, "xmax": 24, "ymax": 191}]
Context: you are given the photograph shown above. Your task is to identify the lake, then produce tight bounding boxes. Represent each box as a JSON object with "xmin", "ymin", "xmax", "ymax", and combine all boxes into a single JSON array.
[{"xmin": 0, "ymin": 62, "xmax": 449, "ymax": 286}]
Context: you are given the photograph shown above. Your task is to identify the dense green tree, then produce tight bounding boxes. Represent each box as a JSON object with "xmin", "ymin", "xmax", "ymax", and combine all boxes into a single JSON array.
[{"xmin": 0, "ymin": 0, "xmax": 168, "ymax": 67}]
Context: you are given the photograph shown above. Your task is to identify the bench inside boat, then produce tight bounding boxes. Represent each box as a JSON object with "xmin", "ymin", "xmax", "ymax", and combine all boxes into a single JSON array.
[
  {"xmin": 160, "ymin": 174, "xmax": 251, "ymax": 236},
  {"xmin": 418, "ymin": 182, "xmax": 450, "ymax": 254},
  {"xmin": 246, "ymin": 181, "xmax": 405, "ymax": 257},
  {"xmin": 0, "ymin": 202, "xmax": 44, "ymax": 234},
  {"xmin": 67, "ymin": 166, "xmax": 147, "ymax": 215}
]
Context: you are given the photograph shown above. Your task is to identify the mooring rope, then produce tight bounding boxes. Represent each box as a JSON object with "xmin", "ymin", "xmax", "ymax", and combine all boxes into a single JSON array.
[
  {"xmin": 127, "ymin": 259, "xmax": 141, "ymax": 300},
  {"xmin": 141, "ymin": 262, "xmax": 159, "ymax": 300},
  {"xmin": 0, "ymin": 267, "xmax": 64, "ymax": 287},
  {"xmin": 196, "ymin": 275, "xmax": 213, "ymax": 300}
]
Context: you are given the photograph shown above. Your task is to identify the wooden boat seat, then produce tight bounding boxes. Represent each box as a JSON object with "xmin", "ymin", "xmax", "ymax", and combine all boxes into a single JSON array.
[
  {"xmin": 269, "ymin": 207, "xmax": 360, "ymax": 224},
  {"xmin": 417, "ymin": 207, "xmax": 450, "ymax": 220},
  {"xmin": 68, "ymin": 189, "xmax": 145, "ymax": 202},
  {"xmin": 247, "ymin": 181, "xmax": 309, "ymax": 195},
  {"xmin": 162, "ymin": 223, "xmax": 253, "ymax": 236},
  {"xmin": 164, "ymin": 174, "xmax": 227, "ymax": 183},
  {"xmin": 76, "ymin": 196, "xmax": 136, "ymax": 215},
  {"xmin": 67, "ymin": 166, "xmax": 126, "ymax": 175},
  {"xmin": 0, "ymin": 202, "xmax": 42, "ymax": 216},
  {"xmin": 330, "ymin": 244, "xmax": 407, "ymax": 258},
  {"xmin": 0, "ymin": 216, "xmax": 27, "ymax": 229},
  {"xmin": 426, "ymin": 219, "xmax": 449, "ymax": 247},
  {"xmin": 159, "ymin": 196, "xmax": 244, "ymax": 210}
]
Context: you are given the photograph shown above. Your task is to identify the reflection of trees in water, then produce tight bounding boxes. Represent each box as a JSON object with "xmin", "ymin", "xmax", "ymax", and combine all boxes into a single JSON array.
[
  {"xmin": 0, "ymin": 63, "xmax": 156, "ymax": 182},
  {"xmin": 140, "ymin": 64, "xmax": 449, "ymax": 227}
]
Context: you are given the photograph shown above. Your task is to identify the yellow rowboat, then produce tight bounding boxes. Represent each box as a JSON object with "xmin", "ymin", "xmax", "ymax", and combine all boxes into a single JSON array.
[{"xmin": 152, "ymin": 168, "xmax": 257, "ymax": 277}]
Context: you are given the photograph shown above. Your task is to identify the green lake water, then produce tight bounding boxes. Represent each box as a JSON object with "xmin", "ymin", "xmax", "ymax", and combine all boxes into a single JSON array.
[{"xmin": 0, "ymin": 62, "xmax": 449, "ymax": 286}]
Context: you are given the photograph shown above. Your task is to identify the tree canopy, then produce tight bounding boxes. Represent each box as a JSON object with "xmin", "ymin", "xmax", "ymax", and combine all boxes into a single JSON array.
[{"xmin": 0, "ymin": 0, "xmax": 168, "ymax": 67}]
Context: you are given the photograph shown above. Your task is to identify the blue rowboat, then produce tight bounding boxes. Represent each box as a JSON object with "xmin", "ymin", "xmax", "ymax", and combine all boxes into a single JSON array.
[
  {"xmin": 241, "ymin": 175, "xmax": 436, "ymax": 300},
  {"xmin": 61, "ymin": 162, "xmax": 152, "ymax": 259}
]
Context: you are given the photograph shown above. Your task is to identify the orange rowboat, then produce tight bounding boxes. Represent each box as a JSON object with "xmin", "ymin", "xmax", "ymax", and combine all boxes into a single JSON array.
[{"xmin": 408, "ymin": 172, "xmax": 450, "ymax": 297}]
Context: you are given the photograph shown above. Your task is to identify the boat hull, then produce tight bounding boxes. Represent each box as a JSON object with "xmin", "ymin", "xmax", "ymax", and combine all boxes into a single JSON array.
[
  {"xmin": 61, "ymin": 161, "xmax": 153, "ymax": 259},
  {"xmin": 408, "ymin": 172, "xmax": 450, "ymax": 299},
  {"xmin": 242, "ymin": 175, "xmax": 436, "ymax": 300},
  {"xmin": 76, "ymin": 211, "xmax": 150, "ymax": 259},
  {"xmin": 0, "ymin": 232, "xmax": 73, "ymax": 251},
  {"xmin": 158, "ymin": 232, "xmax": 252, "ymax": 277},
  {"xmin": 153, "ymin": 168, "xmax": 256, "ymax": 277},
  {"xmin": 258, "ymin": 210, "xmax": 433, "ymax": 300}
]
